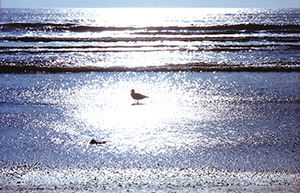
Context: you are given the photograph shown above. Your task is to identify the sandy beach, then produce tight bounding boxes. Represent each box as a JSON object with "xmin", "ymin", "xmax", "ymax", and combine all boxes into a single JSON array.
[{"xmin": 1, "ymin": 165, "xmax": 299, "ymax": 192}]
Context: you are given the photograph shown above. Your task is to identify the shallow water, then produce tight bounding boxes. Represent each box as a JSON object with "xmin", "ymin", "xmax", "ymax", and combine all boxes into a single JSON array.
[
  {"xmin": 0, "ymin": 72, "xmax": 299, "ymax": 172},
  {"xmin": 1, "ymin": 72, "xmax": 300, "ymax": 192}
]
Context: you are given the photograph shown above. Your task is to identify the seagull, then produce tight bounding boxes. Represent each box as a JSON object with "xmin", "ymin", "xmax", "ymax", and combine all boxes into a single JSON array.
[{"xmin": 131, "ymin": 89, "xmax": 149, "ymax": 104}]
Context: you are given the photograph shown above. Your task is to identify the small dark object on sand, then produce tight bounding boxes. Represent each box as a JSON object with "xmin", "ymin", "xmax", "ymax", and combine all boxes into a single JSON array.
[{"xmin": 90, "ymin": 139, "xmax": 107, "ymax": 145}]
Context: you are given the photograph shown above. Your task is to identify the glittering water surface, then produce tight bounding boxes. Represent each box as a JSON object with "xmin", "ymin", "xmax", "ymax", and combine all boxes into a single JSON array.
[
  {"xmin": 0, "ymin": 72, "xmax": 300, "ymax": 192},
  {"xmin": 0, "ymin": 72, "xmax": 299, "ymax": 172},
  {"xmin": 1, "ymin": 7, "xmax": 300, "ymax": 192}
]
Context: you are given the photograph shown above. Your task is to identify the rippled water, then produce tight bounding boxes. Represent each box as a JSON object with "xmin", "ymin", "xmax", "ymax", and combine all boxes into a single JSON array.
[{"xmin": 0, "ymin": 8, "xmax": 300, "ymax": 72}]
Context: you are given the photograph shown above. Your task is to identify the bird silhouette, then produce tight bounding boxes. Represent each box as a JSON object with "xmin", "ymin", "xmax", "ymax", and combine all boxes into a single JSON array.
[
  {"xmin": 90, "ymin": 139, "xmax": 107, "ymax": 145},
  {"xmin": 131, "ymin": 89, "xmax": 149, "ymax": 104}
]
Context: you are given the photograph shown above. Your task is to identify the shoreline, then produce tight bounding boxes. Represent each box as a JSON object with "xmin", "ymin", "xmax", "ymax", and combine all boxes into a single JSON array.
[{"xmin": 0, "ymin": 166, "xmax": 299, "ymax": 192}]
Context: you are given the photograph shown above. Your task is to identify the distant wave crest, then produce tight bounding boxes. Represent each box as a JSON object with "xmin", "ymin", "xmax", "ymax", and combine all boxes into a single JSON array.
[
  {"xmin": 1, "ymin": 62, "xmax": 299, "ymax": 73},
  {"xmin": 1, "ymin": 22, "xmax": 300, "ymax": 34},
  {"xmin": 1, "ymin": 36, "xmax": 299, "ymax": 43}
]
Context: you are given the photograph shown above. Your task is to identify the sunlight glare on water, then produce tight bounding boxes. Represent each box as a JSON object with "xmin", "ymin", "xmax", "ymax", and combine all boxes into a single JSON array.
[
  {"xmin": 89, "ymin": 8, "xmax": 245, "ymax": 27},
  {"xmin": 15, "ymin": 71, "xmax": 295, "ymax": 171},
  {"xmin": 0, "ymin": 72, "xmax": 299, "ymax": 171},
  {"xmin": 49, "ymin": 72, "xmax": 222, "ymax": 156}
]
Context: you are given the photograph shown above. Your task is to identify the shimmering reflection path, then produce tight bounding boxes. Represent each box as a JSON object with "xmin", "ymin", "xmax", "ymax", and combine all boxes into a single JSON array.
[{"xmin": 0, "ymin": 72, "xmax": 299, "ymax": 173}]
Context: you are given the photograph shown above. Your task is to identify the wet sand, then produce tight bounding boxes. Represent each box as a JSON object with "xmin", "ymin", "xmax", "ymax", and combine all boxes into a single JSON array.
[{"xmin": 0, "ymin": 165, "xmax": 299, "ymax": 192}]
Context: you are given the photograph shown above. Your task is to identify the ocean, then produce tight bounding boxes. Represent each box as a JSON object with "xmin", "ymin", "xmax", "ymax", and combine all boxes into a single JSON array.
[
  {"xmin": 0, "ymin": 8, "xmax": 300, "ymax": 72},
  {"xmin": 0, "ymin": 8, "xmax": 300, "ymax": 192}
]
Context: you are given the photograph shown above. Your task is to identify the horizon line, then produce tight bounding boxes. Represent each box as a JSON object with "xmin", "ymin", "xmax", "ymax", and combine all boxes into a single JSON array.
[{"xmin": 2, "ymin": 6, "xmax": 300, "ymax": 9}]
